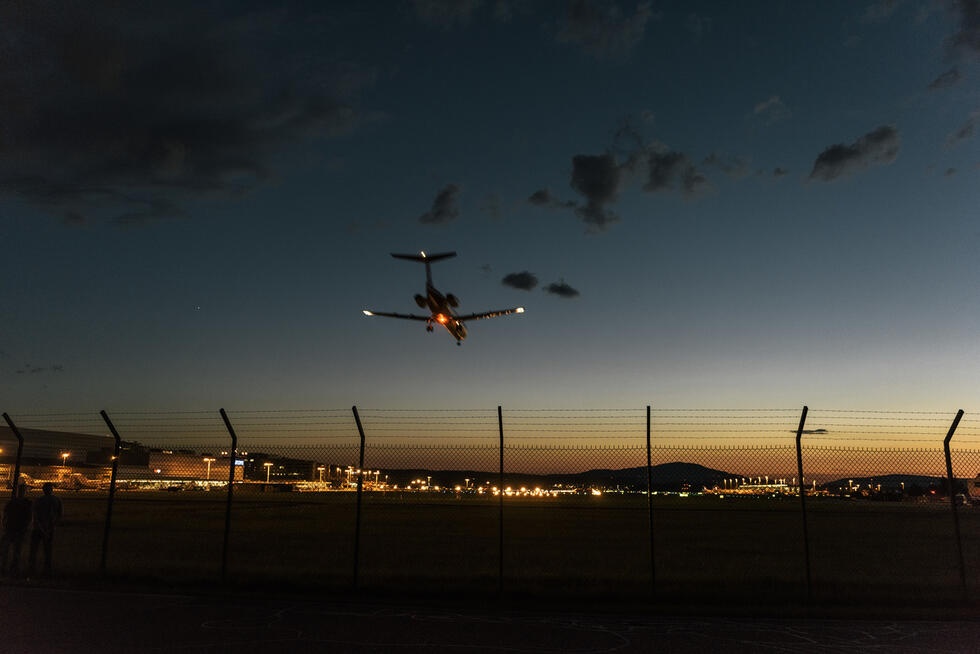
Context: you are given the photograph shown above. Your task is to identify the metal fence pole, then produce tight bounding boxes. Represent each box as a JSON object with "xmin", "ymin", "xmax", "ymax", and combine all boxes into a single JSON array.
[
  {"xmin": 943, "ymin": 409, "xmax": 966, "ymax": 595},
  {"xmin": 498, "ymin": 405, "xmax": 505, "ymax": 593},
  {"xmin": 646, "ymin": 405, "xmax": 655, "ymax": 594},
  {"xmin": 352, "ymin": 405, "xmax": 366, "ymax": 590},
  {"xmin": 794, "ymin": 405, "xmax": 811, "ymax": 600},
  {"xmin": 99, "ymin": 411, "xmax": 123, "ymax": 574},
  {"xmin": 2, "ymin": 413, "xmax": 25, "ymax": 498},
  {"xmin": 218, "ymin": 408, "xmax": 238, "ymax": 582}
]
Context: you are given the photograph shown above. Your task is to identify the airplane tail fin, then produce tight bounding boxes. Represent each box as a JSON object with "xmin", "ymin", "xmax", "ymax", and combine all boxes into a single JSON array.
[
  {"xmin": 390, "ymin": 251, "xmax": 457, "ymax": 263},
  {"xmin": 391, "ymin": 251, "xmax": 456, "ymax": 286}
]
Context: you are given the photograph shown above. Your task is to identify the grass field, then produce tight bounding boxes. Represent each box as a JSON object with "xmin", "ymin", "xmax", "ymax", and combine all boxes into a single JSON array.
[{"xmin": 38, "ymin": 489, "xmax": 979, "ymax": 600}]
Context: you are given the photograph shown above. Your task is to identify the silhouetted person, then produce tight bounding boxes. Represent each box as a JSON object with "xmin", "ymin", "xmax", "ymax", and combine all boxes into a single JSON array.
[
  {"xmin": 29, "ymin": 482, "xmax": 62, "ymax": 576},
  {"xmin": 1, "ymin": 485, "xmax": 32, "ymax": 576}
]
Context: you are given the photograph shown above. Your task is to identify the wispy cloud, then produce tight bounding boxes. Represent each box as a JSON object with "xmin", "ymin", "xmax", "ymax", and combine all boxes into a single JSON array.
[
  {"xmin": 419, "ymin": 184, "xmax": 462, "ymax": 225},
  {"xmin": 556, "ymin": 1, "xmax": 657, "ymax": 59},
  {"xmin": 928, "ymin": 67, "xmax": 961, "ymax": 89},
  {"xmin": 945, "ymin": 111, "xmax": 978, "ymax": 148},
  {"xmin": 808, "ymin": 125, "xmax": 900, "ymax": 182}
]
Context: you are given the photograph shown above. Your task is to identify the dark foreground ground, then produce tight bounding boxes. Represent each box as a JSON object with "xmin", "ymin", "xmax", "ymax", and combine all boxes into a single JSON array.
[{"xmin": 2, "ymin": 582, "xmax": 978, "ymax": 654}]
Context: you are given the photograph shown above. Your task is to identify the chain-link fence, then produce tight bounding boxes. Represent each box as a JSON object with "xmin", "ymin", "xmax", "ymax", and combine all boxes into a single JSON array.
[{"xmin": 1, "ymin": 406, "xmax": 977, "ymax": 600}]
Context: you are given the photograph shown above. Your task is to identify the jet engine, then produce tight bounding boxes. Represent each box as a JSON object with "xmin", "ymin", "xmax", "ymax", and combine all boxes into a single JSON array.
[
  {"xmin": 446, "ymin": 293, "xmax": 459, "ymax": 307},
  {"xmin": 414, "ymin": 294, "xmax": 427, "ymax": 308}
]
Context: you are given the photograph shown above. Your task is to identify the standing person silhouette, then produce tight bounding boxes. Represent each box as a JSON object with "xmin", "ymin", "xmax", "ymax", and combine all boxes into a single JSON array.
[
  {"xmin": 29, "ymin": 482, "xmax": 63, "ymax": 577},
  {"xmin": 1, "ymin": 485, "xmax": 31, "ymax": 576}
]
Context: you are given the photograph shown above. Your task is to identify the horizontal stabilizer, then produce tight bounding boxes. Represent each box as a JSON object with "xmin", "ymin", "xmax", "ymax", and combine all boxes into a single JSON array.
[{"xmin": 391, "ymin": 251, "xmax": 457, "ymax": 263}]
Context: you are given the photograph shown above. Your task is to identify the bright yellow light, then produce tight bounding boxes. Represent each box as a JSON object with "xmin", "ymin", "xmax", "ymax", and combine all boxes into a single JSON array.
[
  {"xmin": 437, "ymin": 314, "xmax": 448, "ymax": 323},
  {"xmin": 591, "ymin": 489, "xmax": 602, "ymax": 496},
  {"xmin": 363, "ymin": 310, "xmax": 374, "ymax": 316},
  {"xmin": 420, "ymin": 250, "xmax": 426, "ymax": 257},
  {"xmin": 516, "ymin": 307, "xmax": 524, "ymax": 313}
]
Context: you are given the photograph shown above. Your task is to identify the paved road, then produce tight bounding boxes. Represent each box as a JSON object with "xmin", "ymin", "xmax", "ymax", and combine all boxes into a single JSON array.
[{"xmin": 2, "ymin": 585, "xmax": 978, "ymax": 653}]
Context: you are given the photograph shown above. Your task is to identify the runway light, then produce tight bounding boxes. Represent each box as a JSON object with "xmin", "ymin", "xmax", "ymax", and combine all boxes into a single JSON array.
[
  {"xmin": 363, "ymin": 310, "xmax": 374, "ymax": 316},
  {"xmin": 516, "ymin": 307, "xmax": 525, "ymax": 313}
]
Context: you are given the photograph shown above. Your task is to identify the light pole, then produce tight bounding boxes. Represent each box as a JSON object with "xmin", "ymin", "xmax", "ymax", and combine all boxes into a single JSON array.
[
  {"xmin": 203, "ymin": 457, "xmax": 215, "ymax": 481},
  {"xmin": 264, "ymin": 462, "xmax": 273, "ymax": 483},
  {"xmin": 61, "ymin": 452, "xmax": 70, "ymax": 474},
  {"xmin": 317, "ymin": 466, "xmax": 325, "ymax": 483}
]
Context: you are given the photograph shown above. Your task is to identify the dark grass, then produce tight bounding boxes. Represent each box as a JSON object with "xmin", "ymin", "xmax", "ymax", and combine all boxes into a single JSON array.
[{"xmin": 37, "ymin": 490, "xmax": 979, "ymax": 601}]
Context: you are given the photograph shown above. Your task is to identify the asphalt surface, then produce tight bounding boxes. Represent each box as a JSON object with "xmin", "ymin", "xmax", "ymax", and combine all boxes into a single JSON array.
[{"xmin": 2, "ymin": 584, "xmax": 979, "ymax": 653}]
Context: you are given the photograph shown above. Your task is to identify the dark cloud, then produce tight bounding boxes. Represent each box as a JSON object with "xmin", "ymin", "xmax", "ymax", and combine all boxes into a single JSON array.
[
  {"xmin": 556, "ymin": 1, "xmax": 657, "ymax": 59},
  {"xmin": 13, "ymin": 363, "xmax": 63, "ymax": 375},
  {"xmin": 528, "ymin": 188, "xmax": 576, "ymax": 209},
  {"xmin": 481, "ymin": 193, "xmax": 502, "ymax": 220},
  {"xmin": 928, "ymin": 67, "xmax": 962, "ymax": 89},
  {"xmin": 0, "ymin": 2, "xmax": 376, "ymax": 225},
  {"xmin": 502, "ymin": 271, "xmax": 539, "ymax": 290},
  {"xmin": 419, "ymin": 184, "xmax": 462, "ymax": 225},
  {"xmin": 570, "ymin": 154, "xmax": 624, "ymax": 231},
  {"xmin": 702, "ymin": 153, "xmax": 753, "ymax": 180},
  {"xmin": 753, "ymin": 95, "xmax": 790, "ymax": 123},
  {"xmin": 480, "ymin": 264, "xmax": 492, "ymax": 274},
  {"xmin": 945, "ymin": 111, "xmax": 978, "ymax": 147},
  {"xmin": 544, "ymin": 280, "xmax": 581, "ymax": 298},
  {"xmin": 945, "ymin": 167, "xmax": 958, "ymax": 176},
  {"xmin": 413, "ymin": 0, "xmax": 484, "ymax": 29},
  {"xmin": 773, "ymin": 167, "xmax": 790, "ymax": 178},
  {"xmin": 947, "ymin": 0, "xmax": 980, "ymax": 58},
  {"xmin": 808, "ymin": 125, "xmax": 901, "ymax": 182},
  {"xmin": 685, "ymin": 12, "xmax": 712, "ymax": 41},
  {"xmin": 862, "ymin": 0, "xmax": 904, "ymax": 23},
  {"xmin": 643, "ymin": 150, "xmax": 711, "ymax": 195}
]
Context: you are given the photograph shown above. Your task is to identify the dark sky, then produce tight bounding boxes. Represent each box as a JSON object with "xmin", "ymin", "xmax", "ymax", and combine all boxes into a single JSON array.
[{"xmin": 2, "ymin": 0, "xmax": 978, "ymax": 417}]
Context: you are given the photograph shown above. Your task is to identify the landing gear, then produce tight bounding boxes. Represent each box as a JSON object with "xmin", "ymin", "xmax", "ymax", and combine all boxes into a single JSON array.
[
  {"xmin": 456, "ymin": 341, "xmax": 461, "ymax": 346},
  {"xmin": 426, "ymin": 324, "xmax": 434, "ymax": 332}
]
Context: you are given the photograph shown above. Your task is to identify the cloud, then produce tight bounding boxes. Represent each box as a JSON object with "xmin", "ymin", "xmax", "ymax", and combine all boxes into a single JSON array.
[
  {"xmin": 773, "ymin": 167, "xmax": 790, "ymax": 178},
  {"xmin": 413, "ymin": 0, "xmax": 484, "ymax": 29},
  {"xmin": 643, "ymin": 150, "xmax": 711, "ymax": 195},
  {"xmin": 945, "ymin": 167, "xmax": 958, "ymax": 176},
  {"xmin": 945, "ymin": 111, "xmax": 978, "ymax": 147},
  {"xmin": 702, "ymin": 153, "xmax": 753, "ymax": 180},
  {"xmin": 808, "ymin": 125, "xmax": 901, "ymax": 182},
  {"xmin": 544, "ymin": 280, "xmax": 581, "ymax": 298},
  {"xmin": 685, "ymin": 12, "xmax": 712, "ymax": 41},
  {"xmin": 13, "ymin": 363, "xmax": 64, "ymax": 375},
  {"xmin": 928, "ymin": 67, "xmax": 962, "ymax": 89},
  {"xmin": 481, "ymin": 193, "xmax": 502, "ymax": 220},
  {"xmin": 0, "ymin": 2, "xmax": 376, "ymax": 225},
  {"xmin": 556, "ymin": 1, "xmax": 656, "ymax": 59},
  {"xmin": 527, "ymin": 188, "xmax": 576, "ymax": 209},
  {"xmin": 862, "ymin": 0, "xmax": 905, "ymax": 23},
  {"xmin": 947, "ymin": 0, "xmax": 980, "ymax": 58},
  {"xmin": 502, "ymin": 271, "xmax": 539, "ymax": 290},
  {"xmin": 753, "ymin": 95, "xmax": 790, "ymax": 122},
  {"xmin": 570, "ymin": 154, "xmax": 624, "ymax": 230},
  {"xmin": 419, "ymin": 184, "xmax": 462, "ymax": 224}
]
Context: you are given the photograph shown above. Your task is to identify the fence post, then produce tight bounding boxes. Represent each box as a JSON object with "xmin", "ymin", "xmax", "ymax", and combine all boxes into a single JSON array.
[
  {"xmin": 2, "ymin": 413, "xmax": 25, "ymax": 498},
  {"xmin": 351, "ymin": 405, "xmax": 366, "ymax": 590},
  {"xmin": 218, "ymin": 408, "xmax": 238, "ymax": 582},
  {"xmin": 498, "ymin": 405, "xmax": 505, "ymax": 593},
  {"xmin": 794, "ymin": 405, "xmax": 811, "ymax": 600},
  {"xmin": 99, "ymin": 411, "xmax": 123, "ymax": 574},
  {"xmin": 646, "ymin": 405, "xmax": 655, "ymax": 595},
  {"xmin": 943, "ymin": 409, "xmax": 966, "ymax": 595}
]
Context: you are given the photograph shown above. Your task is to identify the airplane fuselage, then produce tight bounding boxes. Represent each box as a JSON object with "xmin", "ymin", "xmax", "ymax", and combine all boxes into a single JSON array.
[{"xmin": 424, "ymin": 282, "xmax": 468, "ymax": 341}]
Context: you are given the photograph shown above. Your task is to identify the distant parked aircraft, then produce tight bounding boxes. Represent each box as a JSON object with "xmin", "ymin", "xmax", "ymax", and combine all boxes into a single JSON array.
[{"xmin": 363, "ymin": 251, "xmax": 524, "ymax": 345}]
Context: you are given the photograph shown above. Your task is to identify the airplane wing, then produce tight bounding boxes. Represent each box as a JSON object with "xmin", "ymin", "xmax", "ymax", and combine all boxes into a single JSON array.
[
  {"xmin": 456, "ymin": 307, "xmax": 525, "ymax": 321},
  {"xmin": 362, "ymin": 310, "xmax": 430, "ymax": 321}
]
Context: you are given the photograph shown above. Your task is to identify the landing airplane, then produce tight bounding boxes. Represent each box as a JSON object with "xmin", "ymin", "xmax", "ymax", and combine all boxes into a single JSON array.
[{"xmin": 362, "ymin": 251, "xmax": 524, "ymax": 345}]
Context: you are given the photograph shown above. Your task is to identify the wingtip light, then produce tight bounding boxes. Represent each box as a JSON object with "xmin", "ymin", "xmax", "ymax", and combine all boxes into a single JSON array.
[
  {"xmin": 516, "ymin": 307, "xmax": 525, "ymax": 313},
  {"xmin": 363, "ymin": 310, "xmax": 374, "ymax": 316}
]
